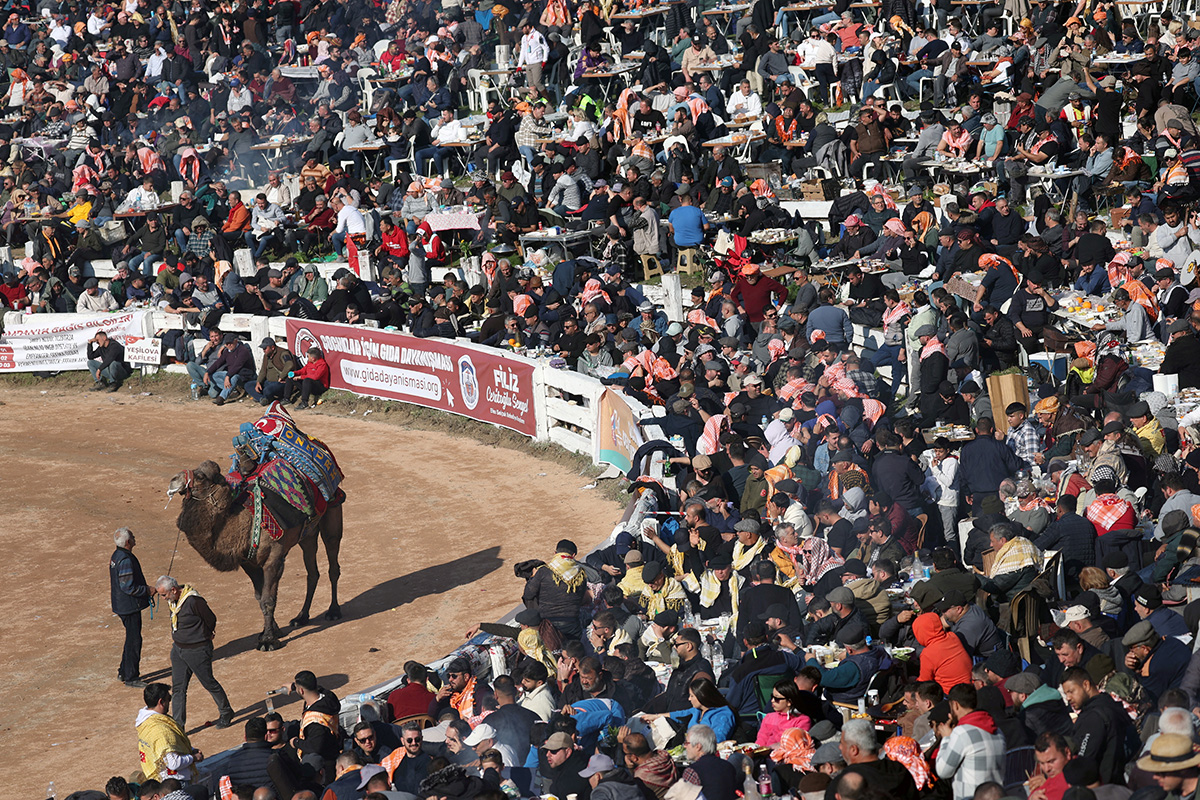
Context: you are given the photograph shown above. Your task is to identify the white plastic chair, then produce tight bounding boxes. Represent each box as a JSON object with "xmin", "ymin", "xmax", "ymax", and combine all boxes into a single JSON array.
[{"xmin": 467, "ymin": 68, "xmax": 503, "ymax": 112}]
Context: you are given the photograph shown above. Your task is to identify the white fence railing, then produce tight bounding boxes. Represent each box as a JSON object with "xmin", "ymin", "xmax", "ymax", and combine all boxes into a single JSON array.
[{"xmin": 3, "ymin": 308, "xmax": 634, "ymax": 468}]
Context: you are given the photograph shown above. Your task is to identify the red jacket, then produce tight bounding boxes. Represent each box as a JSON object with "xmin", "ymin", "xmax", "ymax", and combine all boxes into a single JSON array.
[
  {"xmin": 295, "ymin": 358, "xmax": 331, "ymax": 388},
  {"xmin": 730, "ymin": 275, "xmax": 786, "ymax": 323},
  {"xmin": 913, "ymin": 612, "xmax": 973, "ymax": 692},
  {"xmin": 381, "ymin": 226, "xmax": 409, "ymax": 258}
]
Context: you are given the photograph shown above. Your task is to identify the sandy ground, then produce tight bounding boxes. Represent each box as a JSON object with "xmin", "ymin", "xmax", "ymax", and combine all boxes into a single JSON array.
[{"xmin": 0, "ymin": 383, "xmax": 619, "ymax": 798}]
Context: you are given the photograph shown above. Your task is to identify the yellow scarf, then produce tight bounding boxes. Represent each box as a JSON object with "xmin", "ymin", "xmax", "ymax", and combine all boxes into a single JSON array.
[
  {"xmin": 168, "ymin": 585, "xmax": 199, "ymax": 631},
  {"xmin": 619, "ymin": 565, "xmax": 647, "ymax": 598},
  {"xmin": 518, "ymin": 627, "xmax": 559, "ymax": 674},
  {"xmin": 546, "ymin": 555, "xmax": 585, "ymax": 590},
  {"xmin": 137, "ymin": 711, "xmax": 195, "ymax": 782},
  {"xmin": 641, "ymin": 577, "xmax": 687, "ymax": 617},
  {"xmin": 683, "ymin": 570, "xmax": 743, "ymax": 625},
  {"xmin": 732, "ymin": 537, "xmax": 766, "ymax": 571}
]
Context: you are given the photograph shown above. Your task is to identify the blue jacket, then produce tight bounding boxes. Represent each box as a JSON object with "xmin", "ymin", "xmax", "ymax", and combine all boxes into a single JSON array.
[
  {"xmin": 958, "ymin": 434, "xmax": 1023, "ymax": 495},
  {"xmin": 1142, "ymin": 635, "xmax": 1192, "ymax": 702},
  {"xmin": 807, "ymin": 303, "xmax": 853, "ymax": 345},
  {"xmin": 669, "ymin": 705, "xmax": 736, "ymax": 742},
  {"xmin": 569, "ymin": 698, "xmax": 626, "ymax": 749},
  {"xmin": 110, "ymin": 547, "xmax": 151, "ymax": 615}
]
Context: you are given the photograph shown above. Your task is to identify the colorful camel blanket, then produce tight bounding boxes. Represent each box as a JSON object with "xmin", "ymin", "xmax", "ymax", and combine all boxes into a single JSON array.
[{"xmin": 231, "ymin": 401, "xmax": 343, "ymax": 501}]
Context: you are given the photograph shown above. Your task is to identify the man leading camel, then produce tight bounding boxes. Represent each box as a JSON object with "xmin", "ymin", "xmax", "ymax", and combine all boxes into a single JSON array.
[{"xmin": 156, "ymin": 575, "xmax": 235, "ymax": 730}]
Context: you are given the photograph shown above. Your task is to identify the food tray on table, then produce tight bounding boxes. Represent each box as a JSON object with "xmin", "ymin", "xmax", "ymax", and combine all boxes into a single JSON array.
[
  {"xmin": 1055, "ymin": 294, "xmax": 1113, "ymax": 327},
  {"xmin": 749, "ymin": 228, "xmax": 796, "ymax": 245},
  {"xmin": 1130, "ymin": 341, "xmax": 1165, "ymax": 371},
  {"xmin": 929, "ymin": 424, "xmax": 974, "ymax": 440}
]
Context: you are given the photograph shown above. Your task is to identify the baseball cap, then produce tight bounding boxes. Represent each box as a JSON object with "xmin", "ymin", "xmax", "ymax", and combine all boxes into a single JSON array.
[
  {"xmin": 463, "ymin": 723, "xmax": 497, "ymax": 746},
  {"xmin": 543, "ymin": 732, "xmax": 574, "ymax": 751},
  {"xmin": 579, "ymin": 753, "xmax": 615, "ymax": 778},
  {"xmin": 1052, "ymin": 604, "xmax": 1091, "ymax": 626},
  {"xmin": 759, "ymin": 603, "xmax": 791, "ymax": 621},
  {"xmin": 259, "ymin": 337, "xmax": 276, "ymax": 349},
  {"xmin": 358, "ymin": 764, "xmax": 388, "ymax": 790}
]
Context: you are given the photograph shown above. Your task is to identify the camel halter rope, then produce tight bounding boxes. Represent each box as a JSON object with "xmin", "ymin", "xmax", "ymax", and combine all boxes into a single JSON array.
[{"xmin": 163, "ymin": 469, "xmax": 226, "ymax": 575}]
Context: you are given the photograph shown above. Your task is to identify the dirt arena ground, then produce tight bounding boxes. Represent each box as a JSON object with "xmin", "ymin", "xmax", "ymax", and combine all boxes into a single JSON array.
[{"xmin": 0, "ymin": 382, "xmax": 621, "ymax": 798}]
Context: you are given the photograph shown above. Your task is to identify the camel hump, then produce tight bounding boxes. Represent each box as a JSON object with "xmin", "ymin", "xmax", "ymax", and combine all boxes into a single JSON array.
[
  {"xmin": 235, "ymin": 408, "xmax": 344, "ymax": 501},
  {"xmin": 249, "ymin": 458, "xmax": 322, "ymax": 520}
]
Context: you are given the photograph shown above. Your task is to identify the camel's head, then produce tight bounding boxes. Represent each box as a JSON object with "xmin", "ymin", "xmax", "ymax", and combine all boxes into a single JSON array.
[{"xmin": 168, "ymin": 460, "xmax": 225, "ymax": 502}]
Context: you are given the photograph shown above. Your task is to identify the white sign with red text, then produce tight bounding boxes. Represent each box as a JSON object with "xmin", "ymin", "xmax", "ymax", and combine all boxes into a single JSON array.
[{"xmin": 0, "ymin": 310, "xmax": 149, "ymax": 372}]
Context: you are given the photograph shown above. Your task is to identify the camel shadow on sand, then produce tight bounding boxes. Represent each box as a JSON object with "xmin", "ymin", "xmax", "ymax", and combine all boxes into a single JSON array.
[{"xmin": 210, "ymin": 546, "xmax": 505, "ymax": 661}]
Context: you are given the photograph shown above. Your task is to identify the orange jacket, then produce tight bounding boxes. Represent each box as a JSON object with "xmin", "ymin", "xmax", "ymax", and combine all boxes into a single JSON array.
[
  {"xmin": 913, "ymin": 612, "xmax": 973, "ymax": 692},
  {"xmin": 223, "ymin": 202, "xmax": 250, "ymax": 233}
]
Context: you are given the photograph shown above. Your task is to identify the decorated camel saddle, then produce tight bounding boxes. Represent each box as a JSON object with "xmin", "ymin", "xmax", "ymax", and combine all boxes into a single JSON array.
[{"xmin": 228, "ymin": 402, "xmax": 344, "ymax": 555}]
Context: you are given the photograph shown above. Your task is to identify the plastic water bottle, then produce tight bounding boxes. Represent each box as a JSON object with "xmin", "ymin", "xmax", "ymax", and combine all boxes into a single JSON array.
[
  {"xmin": 190, "ymin": 383, "xmax": 199, "ymax": 400},
  {"xmin": 47, "ymin": 782, "xmax": 56, "ymax": 800},
  {"xmin": 760, "ymin": 414, "xmax": 769, "ymax": 428}
]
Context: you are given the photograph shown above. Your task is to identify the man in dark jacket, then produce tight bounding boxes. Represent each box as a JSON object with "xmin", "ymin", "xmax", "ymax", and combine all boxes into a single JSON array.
[
  {"xmin": 581, "ymin": 753, "xmax": 645, "ymax": 800},
  {"xmin": 870, "ymin": 430, "xmax": 928, "ymax": 517},
  {"xmin": 1122, "ymin": 619, "xmax": 1192, "ymax": 703},
  {"xmin": 109, "ymin": 527, "xmax": 152, "ymax": 687},
  {"xmin": 204, "ymin": 333, "xmax": 256, "ymax": 405},
  {"xmin": 1060, "ymin": 666, "xmax": 1135, "ymax": 785},
  {"xmin": 687, "ymin": 726, "xmax": 741, "ymax": 800},
  {"xmin": 157, "ymin": 575, "xmax": 235, "ymax": 730},
  {"xmin": 222, "ymin": 718, "xmax": 277, "ymax": 793},
  {"xmin": 87, "ymin": 330, "xmax": 132, "ymax": 391},
  {"xmin": 1161, "ymin": 318, "xmax": 1200, "ymax": 390},
  {"xmin": 293, "ymin": 669, "xmax": 342, "ymax": 776},
  {"xmin": 1034, "ymin": 495, "xmax": 1096, "ymax": 589},
  {"xmin": 489, "ymin": 675, "xmax": 541, "ymax": 764},
  {"xmin": 982, "ymin": 305, "xmax": 1019, "ymax": 371},
  {"xmin": 920, "ymin": 547, "xmax": 981, "ymax": 598},
  {"xmin": 1007, "ymin": 671, "xmax": 1074, "ymax": 739},
  {"xmin": 737, "ymin": 560, "xmax": 804, "ymax": 639},
  {"xmin": 322, "ymin": 751, "xmax": 368, "ymax": 800},
  {"xmin": 522, "ymin": 540, "xmax": 590, "ymax": 639},
  {"xmin": 958, "ymin": 417, "xmax": 1024, "ymax": 514},
  {"xmin": 540, "ymin": 732, "xmax": 593, "ymax": 800}
]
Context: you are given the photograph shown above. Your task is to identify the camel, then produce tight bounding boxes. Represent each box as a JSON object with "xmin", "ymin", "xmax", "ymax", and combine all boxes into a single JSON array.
[{"xmin": 167, "ymin": 458, "xmax": 344, "ymax": 651}]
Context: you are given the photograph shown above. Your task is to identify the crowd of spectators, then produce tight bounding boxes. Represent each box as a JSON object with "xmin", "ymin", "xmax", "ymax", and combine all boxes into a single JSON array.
[{"xmin": 21, "ymin": 0, "xmax": 1200, "ymax": 799}]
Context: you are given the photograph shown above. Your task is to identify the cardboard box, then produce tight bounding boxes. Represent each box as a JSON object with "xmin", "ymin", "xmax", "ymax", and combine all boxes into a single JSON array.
[
  {"xmin": 1110, "ymin": 207, "xmax": 1130, "ymax": 230},
  {"xmin": 800, "ymin": 178, "xmax": 837, "ymax": 200},
  {"xmin": 987, "ymin": 371, "xmax": 1031, "ymax": 435}
]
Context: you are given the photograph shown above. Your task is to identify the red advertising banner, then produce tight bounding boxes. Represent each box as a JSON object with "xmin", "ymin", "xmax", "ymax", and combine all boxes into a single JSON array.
[{"xmin": 284, "ymin": 319, "xmax": 537, "ymax": 436}]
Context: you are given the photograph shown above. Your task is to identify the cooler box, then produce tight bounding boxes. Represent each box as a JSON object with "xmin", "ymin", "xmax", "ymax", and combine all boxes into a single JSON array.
[{"xmin": 1030, "ymin": 352, "xmax": 1069, "ymax": 381}]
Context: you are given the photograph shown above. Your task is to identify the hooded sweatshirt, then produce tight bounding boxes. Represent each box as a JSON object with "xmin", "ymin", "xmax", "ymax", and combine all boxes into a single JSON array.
[{"xmin": 913, "ymin": 612, "xmax": 973, "ymax": 692}]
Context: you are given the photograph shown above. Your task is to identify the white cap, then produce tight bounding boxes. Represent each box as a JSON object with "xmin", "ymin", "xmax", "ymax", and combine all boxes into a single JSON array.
[
  {"xmin": 463, "ymin": 723, "xmax": 498, "ymax": 747},
  {"xmin": 1050, "ymin": 605, "xmax": 1090, "ymax": 626}
]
